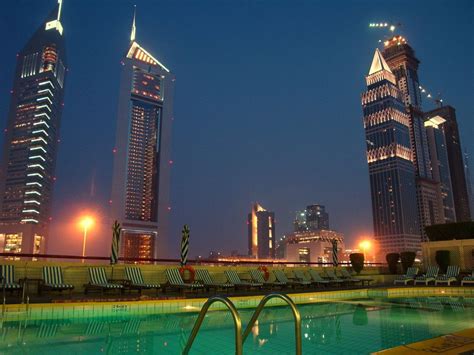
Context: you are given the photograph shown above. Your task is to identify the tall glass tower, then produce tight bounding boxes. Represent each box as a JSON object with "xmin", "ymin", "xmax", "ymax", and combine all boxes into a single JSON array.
[
  {"xmin": 361, "ymin": 49, "xmax": 420, "ymax": 255},
  {"xmin": 0, "ymin": 1, "xmax": 66, "ymax": 255},
  {"xmin": 383, "ymin": 36, "xmax": 445, "ymax": 238},
  {"xmin": 111, "ymin": 9, "xmax": 174, "ymax": 261}
]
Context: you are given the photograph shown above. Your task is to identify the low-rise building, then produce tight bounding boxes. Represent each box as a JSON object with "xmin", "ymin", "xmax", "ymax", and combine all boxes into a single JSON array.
[{"xmin": 285, "ymin": 230, "xmax": 344, "ymax": 263}]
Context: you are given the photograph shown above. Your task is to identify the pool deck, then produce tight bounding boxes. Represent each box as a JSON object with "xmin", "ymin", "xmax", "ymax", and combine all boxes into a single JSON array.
[{"xmin": 374, "ymin": 328, "xmax": 474, "ymax": 355}]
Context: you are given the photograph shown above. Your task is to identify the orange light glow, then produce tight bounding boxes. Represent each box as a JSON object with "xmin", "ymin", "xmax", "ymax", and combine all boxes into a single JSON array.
[
  {"xmin": 80, "ymin": 216, "xmax": 94, "ymax": 230},
  {"xmin": 359, "ymin": 240, "xmax": 371, "ymax": 251}
]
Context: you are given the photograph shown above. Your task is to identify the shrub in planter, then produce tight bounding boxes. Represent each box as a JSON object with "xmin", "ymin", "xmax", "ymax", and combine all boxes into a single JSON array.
[
  {"xmin": 350, "ymin": 253, "xmax": 364, "ymax": 274},
  {"xmin": 435, "ymin": 250, "xmax": 450, "ymax": 273},
  {"xmin": 400, "ymin": 251, "xmax": 416, "ymax": 273},
  {"xmin": 386, "ymin": 253, "xmax": 400, "ymax": 274}
]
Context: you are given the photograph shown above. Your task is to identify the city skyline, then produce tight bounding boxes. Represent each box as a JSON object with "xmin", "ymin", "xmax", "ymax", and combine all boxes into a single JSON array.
[{"xmin": 0, "ymin": 0, "xmax": 472, "ymax": 257}]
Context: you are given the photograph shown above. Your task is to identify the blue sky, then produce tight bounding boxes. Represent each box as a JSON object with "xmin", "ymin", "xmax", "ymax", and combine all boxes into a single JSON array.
[{"xmin": 0, "ymin": 0, "xmax": 472, "ymax": 257}]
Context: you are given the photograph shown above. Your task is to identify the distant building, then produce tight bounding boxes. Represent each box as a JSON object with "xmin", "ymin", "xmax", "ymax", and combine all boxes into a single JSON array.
[
  {"xmin": 285, "ymin": 230, "xmax": 344, "ymax": 263},
  {"xmin": 110, "ymin": 10, "xmax": 174, "ymax": 261},
  {"xmin": 424, "ymin": 116, "xmax": 456, "ymax": 223},
  {"xmin": 247, "ymin": 203, "xmax": 275, "ymax": 259},
  {"xmin": 382, "ymin": 36, "xmax": 444, "ymax": 238},
  {"xmin": 293, "ymin": 204, "xmax": 329, "ymax": 232},
  {"xmin": 464, "ymin": 150, "xmax": 474, "ymax": 220},
  {"xmin": 361, "ymin": 48, "xmax": 420, "ymax": 255},
  {"xmin": 0, "ymin": 2, "xmax": 66, "ymax": 255},
  {"xmin": 425, "ymin": 105, "xmax": 471, "ymax": 221}
]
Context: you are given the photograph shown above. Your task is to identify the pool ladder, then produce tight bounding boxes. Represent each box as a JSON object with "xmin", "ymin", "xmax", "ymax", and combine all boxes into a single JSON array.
[{"xmin": 182, "ymin": 293, "xmax": 302, "ymax": 355}]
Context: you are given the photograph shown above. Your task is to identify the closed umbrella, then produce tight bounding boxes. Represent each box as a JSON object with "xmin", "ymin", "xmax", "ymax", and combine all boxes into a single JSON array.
[
  {"xmin": 331, "ymin": 239, "xmax": 338, "ymax": 267},
  {"xmin": 110, "ymin": 220, "xmax": 121, "ymax": 265},
  {"xmin": 180, "ymin": 225, "xmax": 190, "ymax": 266}
]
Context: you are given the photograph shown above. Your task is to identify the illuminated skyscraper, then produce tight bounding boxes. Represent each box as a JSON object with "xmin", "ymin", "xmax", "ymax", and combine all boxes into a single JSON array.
[
  {"xmin": 361, "ymin": 49, "xmax": 420, "ymax": 255},
  {"xmin": 111, "ymin": 9, "xmax": 174, "ymax": 260},
  {"xmin": 0, "ymin": 1, "xmax": 66, "ymax": 255},
  {"xmin": 293, "ymin": 204, "xmax": 329, "ymax": 232},
  {"xmin": 383, "ymin": 36, "xmax": 444, "ymax": 237},
  {"xmin": 425, "ymin": 105, "xmax": 471, "ymax": 221},
  {"xmin": 247, "ymin": 203, "xmax": 275, "ymax": 259}
]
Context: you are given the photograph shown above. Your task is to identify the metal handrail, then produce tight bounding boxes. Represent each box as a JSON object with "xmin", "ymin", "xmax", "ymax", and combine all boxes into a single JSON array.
[
  {"xmin": 242, "ymin": 293, "xmax": 302, "ymax": 355},
  {"xmin": 182, "ymin": 296, "xmax": 243, "ymax": 355}
]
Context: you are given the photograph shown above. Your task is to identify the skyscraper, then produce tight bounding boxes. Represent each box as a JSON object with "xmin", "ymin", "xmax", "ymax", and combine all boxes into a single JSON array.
[
  {"xmin": 293, "ymin": 204, "xmax": 329, "ymax": 232},
  {"xmin": 464, "ymin": 150, "xmax": 474, "ymax": 220},
  {"xmin": 111, "ymin": 9, "xmax": 174, "ymax": 260},
  {"xmin": 0, "ymin": 1, "xmax": 66, "ymax": 255},
  {"xmin": 361, "ymin": 49, "xmax": 420, "ymax": 255},
  {"xmin": 424, "ymin": 116, "xmax": 456, "ymax": 223},
  {"xmin": 382, "ymin": 36, "xmax": 444, "ymax": 237},
  {"xmin": 425, "ymin": 105, "xmax": 471, "ymax": 221},
  {"xmin": 247, "ymin": 203, "xmax": 275, "ymax": 259}
]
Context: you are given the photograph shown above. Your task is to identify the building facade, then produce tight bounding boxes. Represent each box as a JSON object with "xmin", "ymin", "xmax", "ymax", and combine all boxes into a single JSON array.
[
  {"xmin": 293, "ymin": 204, "xmax": 329, "ymax": 232},
  {"xmin": 382, "ymin": 36, "xmax": 444, "ymax": 238},
  {"xmin": 425, "ymin": 106, "xmax": 471, "ymax": 222},
  {"xmin": 247, "ymin": 203, "xmax": 275, "ymax": 259},
  {"xmin": 0, "ymin": 2, "xmax": 66, "ymax": 255},
  {"xmin": 285, "ymin": 230, "xmax": 344, "ymax": 263},
  {"xmin": 361, "ymin": 48, "xmax": 420, "ymax": 255},
  {"xmin": 111, "ymin": 11, "xmax": 174, "ymax": 260},
  {"xmin": 424, "ymin": 116, "xmax": 456, "ymax": 223}
]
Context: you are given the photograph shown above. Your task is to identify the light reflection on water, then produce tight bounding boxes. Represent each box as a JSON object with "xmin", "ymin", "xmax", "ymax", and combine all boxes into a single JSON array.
[{"xmin": 0, "ymin": 296, "xmax": 473, "ymax": 354}]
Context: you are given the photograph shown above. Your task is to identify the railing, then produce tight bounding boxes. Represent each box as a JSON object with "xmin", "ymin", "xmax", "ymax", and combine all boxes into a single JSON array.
[
  {"xmin": 183, "ymin": 293, "xmax": 302, "ymax": 355},
  {"xmin": 242, "ymin": 293, "xmax": 302, "ymax": 355},
  {"xmin": 182, "ymin": 296, "xmax": 243, "ymax": 355},
  {"xmin": 0, "ymin": 252, "xmax": 387, "ymax": 267}
]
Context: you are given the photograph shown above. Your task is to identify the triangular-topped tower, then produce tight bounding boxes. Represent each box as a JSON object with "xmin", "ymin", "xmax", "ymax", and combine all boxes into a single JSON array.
[
  {"xmin": 111, "ymin": 8, "xmax": 175, "ymax": 260},
  {"xmin": 368, "ymin": 48, "xmax": 392, "ymax": 75}
]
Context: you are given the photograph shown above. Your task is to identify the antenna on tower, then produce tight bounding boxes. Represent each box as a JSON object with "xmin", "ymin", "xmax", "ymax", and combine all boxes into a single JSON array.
[{"xmin": 130, "ymin": 5, "xmax": 137, "ymax": 42}]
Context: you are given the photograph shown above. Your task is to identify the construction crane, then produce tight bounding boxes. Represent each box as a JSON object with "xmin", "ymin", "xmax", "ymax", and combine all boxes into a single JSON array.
[
  {"xmin": 369, "ymin": 22, "xmax": 402, "ymax": 33},
  {"xmin": 418, "ymin": 85, "xmax": 444, "ymax": 108}
]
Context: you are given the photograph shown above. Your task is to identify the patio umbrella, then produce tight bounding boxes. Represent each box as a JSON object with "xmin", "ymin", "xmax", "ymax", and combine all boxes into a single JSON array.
[
  {"xmin": 110, "ymin": 220, "xmax": 121, "ymax": 265},
  {"xmin": 331, "ymin": 239, "xmax": 338, "ymax": 267},
  {"xmin": 180, "ymin": 225, "xmax": 190, "ymax": 266}
]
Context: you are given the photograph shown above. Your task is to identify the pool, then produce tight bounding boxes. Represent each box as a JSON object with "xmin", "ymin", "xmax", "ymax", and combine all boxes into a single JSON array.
[{"xmin": 0, "ymin": 296, "xmax": 473, "ymax": 354}]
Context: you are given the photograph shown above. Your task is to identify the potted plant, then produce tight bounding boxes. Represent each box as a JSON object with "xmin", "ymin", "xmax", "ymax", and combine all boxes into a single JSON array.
[
  {"xmin": 435, "ymin": 250, "xmax": 450, "ymax": 273},
  {"xmin": 400, "ymin": 251, "xmax": 416, "ymax": 273},
  {"xmin": 350, "ymin": 253, "xmax": 365, "ymax": 274},
  {"xmin": 386, "ymin": 253, "xmax": 400, "ymax": 274}
]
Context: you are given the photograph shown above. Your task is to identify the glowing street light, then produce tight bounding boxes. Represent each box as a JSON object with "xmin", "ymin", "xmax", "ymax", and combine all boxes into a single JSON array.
[
  {"xmin": 359, "ymin": 240, "xmax": 371, "ymax": 260},
  {"xmin": 80, "ymin": 216, "xmax": 94, "ymax": 263}
]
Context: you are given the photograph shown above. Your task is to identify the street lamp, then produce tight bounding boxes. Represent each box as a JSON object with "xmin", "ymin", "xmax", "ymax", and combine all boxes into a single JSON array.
[
  {"xmin": 80, "ymin": 216, "xmax": 94, "ymax": 263},
  {"xmin": 359, "ymin": 240, "xmax": 371, "ymax": 261}
]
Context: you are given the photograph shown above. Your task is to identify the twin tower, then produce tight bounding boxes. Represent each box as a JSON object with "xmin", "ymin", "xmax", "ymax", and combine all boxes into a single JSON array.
[{"xmin": 0, "ymin": 1, "xmax": 174, "ymax": 260}]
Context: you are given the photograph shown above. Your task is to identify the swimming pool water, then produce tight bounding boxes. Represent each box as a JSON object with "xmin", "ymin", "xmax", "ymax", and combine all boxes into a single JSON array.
[{"xmin": 1, "ymin": 296, "xmax": 473, "ymax": 354}]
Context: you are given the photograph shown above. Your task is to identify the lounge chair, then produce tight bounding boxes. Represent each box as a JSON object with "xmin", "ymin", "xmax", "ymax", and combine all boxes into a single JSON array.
[
  {"xmin": 308, "ymin": 269, "xmax": 330, "ymax": 286},
  {"xmin": 125, "ymin": 267, "xmax": 160, "ymax": 294},
  {"xmin": 250, "ymin": 269, "xmax": 285, "ymax": 288},
  {"xmin": 165, "ymin": 269, "xmax": 204, "ymax": 293},
  {"xmin": 85, "ymin": 267, "xmax": 124, "ymax": 294},
  {"xmin": 294, "ymin": 270, "xmax": 314, "ymax": 284},
  {"xmin": 195, "ymin": 269, "xmax": 234, "ymax": 291},
  {"xmin": 274, "ymin": 269, "xmax": 310, "ymax": 287},
  {"xmin": 435, "ymin": 265, "xmax": 460, "ymax": 286},
  {"xmin": 339, "ymin": 269, "xmax": 363, "ymax": 284},
  {"xmin": 41, "ymin": 266, "xmax": 74, "ymax": 294},
  {"xmin": 224, "ymin": 270, "xmax": 261, "ymax": 289},
  {"xmin": 0, "ymin": 265, "xmax": 22, "ymax": 293},
  {"xmin": 461, "ymin": 271, "xmax": 474, "ymax": 286},
  {"xmin": 414, "ymin": 266, "xmax": 439, "ymax": 285},
  {"xmin": 394, "ymin": 267, "xmax": 418, "ymax": 285},
  {"xmin": 324, "ymin": 269, "xmax": 346, "ymax": 285}
]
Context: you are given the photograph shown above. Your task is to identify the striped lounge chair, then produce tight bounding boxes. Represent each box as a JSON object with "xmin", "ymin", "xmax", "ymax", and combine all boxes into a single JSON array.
[
  {"xmin": 195, "ymin": 269, "xmax": 234, "ymax": 291},
  {"xmin": 125, "ymin": 267, "xmax": 160, "ymax": 294},
  {"xmin": 340, "ymin": 269, "xmax": 363, "ymax": 285},
  {"xmin": 414, "ymin": 266, "xmax": 439, "ymax": 285},
  {"xmin": 41, "ymin": 266, "xmax": 74, "ymax": 294},
  {"xmin": 325, "ymin": 269, "xmax": 346, "ymax": 285},
  {"xmin": 250, "ymin": 269, "xmax": 285, "ymax": 289},
  {"xmin": 394, "ymin": 267, "xmax": 419, "ymax": 285},
  {"xmin": 0, "ymin": 265, "xmax": 22, "ymax": 293},
  {"xmin": 435, "ymin": 265, "xmax": 460, "ymax": 286},
  {"xmin": 308, "ymin": 269, "xmax": 330, "ymax": 286},
  {"xmin": 224, "ymin": 270, "xmax": 261, "ymax": 290},
  {"xmin": 85, "ymin": 267, "xmax": 123, "ymax": 294},
  {"xmin": 165, "ymin": 269, "xmax": 204, "ymax": 294},
  {"xmin": 274, "ymin": 269, "xmax": 310, "ymax": 287},
  {"xmin": 461, "ymin": 271, "xmax": 474, "ymax": 286},
  {"xmin": 293, "ymin": 270, "xmax": 312, "ymax": 284}
]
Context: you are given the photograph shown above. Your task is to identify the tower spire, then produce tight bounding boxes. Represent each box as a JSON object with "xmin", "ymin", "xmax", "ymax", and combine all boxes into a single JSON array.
[
  {"xmin": 57, "ymin": 0, "xmax": 63, "ymax": 21},
  {"xmin": 130, "ymin": 5, "xmax": 136, "ymax": 42}
]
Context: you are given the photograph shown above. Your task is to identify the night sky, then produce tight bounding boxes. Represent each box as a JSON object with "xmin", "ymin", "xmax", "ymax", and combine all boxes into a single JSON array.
[{"xmin": 0, "ymin": 0, "xmax": 472, "ymax": 258}]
